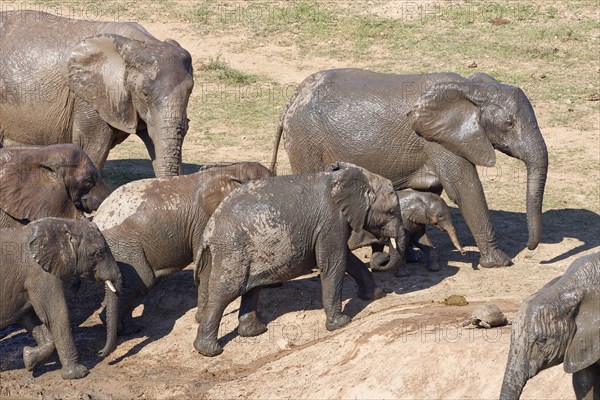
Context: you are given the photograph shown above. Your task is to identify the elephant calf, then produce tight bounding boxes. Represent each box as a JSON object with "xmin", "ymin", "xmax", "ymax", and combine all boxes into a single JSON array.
[
  {"xmin": 0, "ymin": 218, "xmax": 121, "ymax": 379},
  {"xmin": 92, "ymin": 162, "xmax": 273, "ymax": 335},
  {"xmin": 193, "ymin": 163, "xmax": 405, "ymax": 357},
  {"xmin": 0, "ymin": 144, "xmax": 111, "ymax": 229},
  {"xmin": 348, "ymin": 189, "xmax": 464, "ymax": 276},
  {"xmin": 500, "ymin": 253, "xmax": 600, "ymax": 400}
]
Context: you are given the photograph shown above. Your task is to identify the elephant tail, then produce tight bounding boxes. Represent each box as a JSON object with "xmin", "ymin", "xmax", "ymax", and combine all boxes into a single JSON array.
[
  {"xmin": 193, "ymin": 243, "xmax": 212, "ymax": 287},
  {"xmin": 269, "ymin": 109, "xmax": 286, "ymax": 175}
]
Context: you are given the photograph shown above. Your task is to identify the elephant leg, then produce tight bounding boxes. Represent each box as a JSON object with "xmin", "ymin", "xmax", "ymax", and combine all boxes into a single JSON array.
[
  {"xmin": 573, "ymin": 363, "xmax": 600, "ymax": 400},
  {"xmin": 317, "ymin": 243, "xmax": 352, "ymax": 331},
  {"xmin": 415, "ymin": 232, "xmax": 440, "ymax": 271},
  {"xmin": 237, "ymin": 287, "xmax": 267, "ymax": 337},
  {"xmin": 433, "ymin": 148, "xmax": 512, "ymax": 268},
  {"xmin": 194, "ymin": 274, "xmax": 240, "ymax": 357},
  {"xmin": 72, "ymin": 98, "xmax": 115, "ymax": 171},
  {"xmin": 19, "ymin": 311, "xmax": 56, "ymax": 371},
  {"xmin": 346, "ymin": 252, "xmax": 384, "ymax": 300},
  {"xmin": 28, "ymin": 281, "xmax": 88, "ymax": 379}
]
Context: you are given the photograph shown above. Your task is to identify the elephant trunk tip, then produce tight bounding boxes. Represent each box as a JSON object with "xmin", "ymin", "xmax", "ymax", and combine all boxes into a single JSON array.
[{"xmin": 527, "ymin": 241, "xmax": 539, "ymax": 251}]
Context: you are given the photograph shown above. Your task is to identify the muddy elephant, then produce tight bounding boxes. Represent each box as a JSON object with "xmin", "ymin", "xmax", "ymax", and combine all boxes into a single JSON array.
[
  {"xmin": 0, "ymin": 218, "xmax": 121, "ymax": 379},
  {"xmin": 500, "ymin": 253, "xmax": 600, "ymax": 400},
  {"xmin": 270, "ymin": 69, "xmax": 548, "ymax": 268},
  {"xmin": 92, "ymin": 162, "xmax": 273, "ymax": 335},
  {"xmin": 193, "ymin": 163, "xmax": 404, "ymax": 356},
  {"xmin": 0, "ymin": 10, "xmax": 194, "ymax": 178},
  {"xmin": 348, "ymin": 189, "xmax": 464, "ymax": 275},
  {"xmin": 0, "ymin": 144, "xmax": 110, "ymax": 228}
]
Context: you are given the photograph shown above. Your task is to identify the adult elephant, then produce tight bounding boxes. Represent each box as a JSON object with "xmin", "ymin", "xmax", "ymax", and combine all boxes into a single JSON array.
[
  {"xmin": 500, "ymin": 253, "xmax": 599, "ymax": 400},
  {"xmin": 270, "ymin": 69, "xmax": 548, "ymax": 268},
  {"xmin": 0, "ymin": 10, "xmax": 194, "ymax": 178}
]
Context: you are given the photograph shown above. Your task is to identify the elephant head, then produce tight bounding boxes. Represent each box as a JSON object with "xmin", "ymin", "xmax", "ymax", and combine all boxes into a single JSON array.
[
  {"xmin": 500, "ymin": 253, "xmax": 600, "ymax": 399},
  {"xmin": 28, "ymin": 218, "xmax": 122, "ymax": 358},
  {"xmin": 67, "ymin": 34, "xmax": 194, "ymax": 176},
  {"xmin": 401, "ymin": 190, "xmax": 464, "ymax": 254},
  {"xmin": 330, "ymin": 162, "xmax": 405, "ymax": 259},
  {"xmin": 0, "ymin": 144, "xmax": 110, "ymax": 224},
  {"xmin": 409, "ymin": 73, "xmax": 548, "ymax": 251}
]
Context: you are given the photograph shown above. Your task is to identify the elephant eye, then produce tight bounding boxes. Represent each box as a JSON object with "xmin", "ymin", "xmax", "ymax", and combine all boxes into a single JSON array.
[
  {"xmin": 504, "ymin": 118, "xmax": 515, "ymax": 130},
  {"xmin": 84, "ymin": 178, "xmax": 95, "ymax": 189}
]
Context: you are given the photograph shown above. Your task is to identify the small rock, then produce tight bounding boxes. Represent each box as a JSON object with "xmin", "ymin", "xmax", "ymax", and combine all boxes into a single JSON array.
[
  {"xmin": 466, "ymin": 60, "xmax": 477, "ymax": 68},
  {"xmin": 276, "ymin": 338, "xmax": 290, "ymax": 350},
  {"xmin": 587, "ymin": 93, "xmax": 600, "ymax": 101}
]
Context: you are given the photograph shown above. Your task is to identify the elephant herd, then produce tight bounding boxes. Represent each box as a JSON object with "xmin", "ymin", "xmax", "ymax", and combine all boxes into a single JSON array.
[{"xmin": 0, "ymin": 10, "xmax": 598, "ymax": 399}]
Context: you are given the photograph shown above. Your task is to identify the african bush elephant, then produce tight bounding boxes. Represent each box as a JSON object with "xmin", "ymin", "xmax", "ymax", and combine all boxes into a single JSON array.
[
  {"xmin": 0, "ymin": 10, "xmax": 194, "ymax": 178},
  {"xmin": 0, "ymin": 144, "xmax": 110, "ymax": 228},
  {"xmin": 0, "ymin": 218, "xmax": 121, "ymax": 379},
  {"xmin": 348, "ymin": 189, "xmax": 464, "ymax": 275},
  {"xmin": 92, "ymin": 162, "xmax": 273, "ymax": 335},
  {"xmin": 500, "ymin": 253, "xmax": 600, "ymax": 400},
  {"xmin": 193, "ymin": 163, "xmax": 404, "ymax": 356},
  {"xmin": 270, "ymin": 69, "xmax": 548, "ymax": 268}
]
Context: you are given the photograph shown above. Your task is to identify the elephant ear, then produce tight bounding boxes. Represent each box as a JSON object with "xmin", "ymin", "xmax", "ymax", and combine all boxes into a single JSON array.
[
  {"xmin": 331, "ymin": 168, "xmax": 373, "ymax": 232},
  {"xmin": 67, "ymin": 34, "xmax": 138, "ymax": 133},
  {"xmin": 409, "ymin": 82, "xmax": 496, "ymax": 167},
  {"xmin": 29, "ymin": 219, "xmax": 78, "ymax": 279},
  {"xmin": 0, "ymin": 159, "xmax": 77, "ymax": 221},
  {"xmin": 200, "ymin": 174, "xmax": 243, "ymax": 216},
  {"xmin": 564, "ymin": 287, "xmax": 600, "ymax": 373}
]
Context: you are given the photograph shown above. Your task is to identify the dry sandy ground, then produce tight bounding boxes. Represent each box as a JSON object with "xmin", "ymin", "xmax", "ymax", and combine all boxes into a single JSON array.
[{"xmin": 1, "ymin": 2, "xmax": 599, "ymax": 399}]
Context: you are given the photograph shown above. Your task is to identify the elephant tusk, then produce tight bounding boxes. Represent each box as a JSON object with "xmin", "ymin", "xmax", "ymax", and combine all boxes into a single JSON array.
[
  {"xmin": 389, "ymin": 237, "xmax": 397, "ymax": 250},
  {"xmin": 105, "ymin": 280, "xmax": 117, "ymax": 293}
]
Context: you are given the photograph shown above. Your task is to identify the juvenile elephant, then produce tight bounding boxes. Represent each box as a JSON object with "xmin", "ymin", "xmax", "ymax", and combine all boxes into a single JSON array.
[
  {"xmin": 348, "ymin": 189, "xmax": 464, "ymax": 275},
  {"xmin": 0, "ymin": 218, "xmax": 121, "ymax": 379},
  {"xmin": 193, "ymin": 163, "xmax": 404, "ymax": 356},
  {"xmin": 500, "ymin": 253, "xmax": 600, "ymax": 400},
  {"xmin": 270, "ymin": 69, "xmax": 548, "ymax": 268},
  {"xmin": 0, "ymin": 144, "xmax": 110, "ymax": 228},
  {"xmin": 0, "ymin": 10, "xmax": 194, "ymax": 178},
  {"xmin": 92, "ymin": 162, "xmax": 273, "ymax": 335}
]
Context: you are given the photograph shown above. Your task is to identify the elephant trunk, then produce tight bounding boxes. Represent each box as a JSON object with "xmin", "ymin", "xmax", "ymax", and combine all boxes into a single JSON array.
[
  {"xmin": 153, "ymin": 134, "xmax": 183, "ymax": 177},
  {"xmin": 81, "ymin": 177, "xmax": 111, "ymax": 213},
  {"xmin": 98, "ymin": 277, "xmax": 120, "ymax": 357},
  {"xmin": 500, "ymin": 353, "xmax": 528, "ymax": 400},
  {"xmin": 522, "ymin": 138, "xmax": 548, "ymax": 251},
  {"xmin": 147, "ymin": 110, "xmax": 187, "ymax": 177},
  {"xmin": 439, "ymin": 221, "xmax": 465, "ymax": 255},
  {"xmin": 372, "ymin": 224, "xmax": 406, "ymax": 272}
]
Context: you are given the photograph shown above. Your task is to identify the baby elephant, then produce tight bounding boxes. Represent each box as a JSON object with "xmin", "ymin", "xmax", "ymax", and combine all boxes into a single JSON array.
[
  {"xmin": 193, "ymin": 163, "xmax": 405, "ymax": 356},
  {"xmin": 93, "ymin": 162, "xmax": 273, "ymax": 335},
  {"xmin": 500, "ymin": 253, "xmax": 599, "ymax": 400},
  {"xmin": 348, "ymin": 189, "xmax": 464, "ymax": 275},
  {"xmin": 0, "ymin": 218, "xmax": 121, "ymax": 379},
  {"xmin": 0, "ymin": 144, "xmax": 111, "ymax": 228}
]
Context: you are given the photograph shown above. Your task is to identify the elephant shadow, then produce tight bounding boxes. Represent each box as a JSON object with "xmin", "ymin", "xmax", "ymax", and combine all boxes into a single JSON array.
[
  {"xmin": 429, "ymin": 206, "xmax": 600, "ymax": 268},
  {"xmin": 103, "ymin": 159, "xmax": 202, "ymax": 188}
]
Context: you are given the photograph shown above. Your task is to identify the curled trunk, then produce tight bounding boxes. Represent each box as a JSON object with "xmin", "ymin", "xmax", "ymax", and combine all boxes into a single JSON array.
[{"xmin": 371, "ymin": 229, "xmax": 406, "ymax": 272}]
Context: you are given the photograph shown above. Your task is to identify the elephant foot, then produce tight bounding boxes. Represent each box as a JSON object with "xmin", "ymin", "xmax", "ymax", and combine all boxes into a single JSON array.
[
  {"xmin": 23, "ymin": 346, "xmax": 45, "ymax": 371},
  {"xmin": 426, "ymin": 261, "xmax": 441, "ymax": 272},
  {"xmin": 406, "ymin": 248, "xmax": 421, "ymax": 263},
  {"xmin": 480, "ymin": 248, "xmax": 513, "ymax": 268},
  {"xmin": 357, "ymin": 286, "xmax": 385, "ymax": 301},
  {"xmin": 325, "ymin": 314, "xmax": 352, "ymax": 331},
  {"xmin": 237, "ymin": 320, "xmax": 268, "ymax": 337},
  {"xmin": 394, "ymin": 266, "xmax": 410, "ymax": 277},
  {"xmin": 61, "ymin": 363, "xmax": 89, "ymax": 380},
  {"xmin": 369, "ymin": 252, "xmax": 390, "ymax": 271},
  {"xmin": 194, "ymin": 337, "xmax": 223, "ymax": 357}
]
